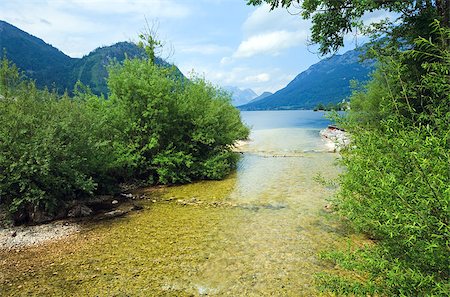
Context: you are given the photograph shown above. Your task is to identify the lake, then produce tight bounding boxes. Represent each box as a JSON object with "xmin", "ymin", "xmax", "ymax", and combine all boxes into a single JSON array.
[{"xmin": 0, "ymin": 110, "xmax": 360, "ymax": 296}]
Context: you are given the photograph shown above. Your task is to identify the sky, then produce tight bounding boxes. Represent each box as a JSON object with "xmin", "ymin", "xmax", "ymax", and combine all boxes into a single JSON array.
[{"xmin": 1, "ymin": 0, "xmax": 377, "ymax": 95}]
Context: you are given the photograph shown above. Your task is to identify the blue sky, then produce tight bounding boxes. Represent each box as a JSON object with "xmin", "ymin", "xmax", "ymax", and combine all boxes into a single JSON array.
[{"xmin": 1, "ymin": 0, "xmax": 382, "ymax": 94}]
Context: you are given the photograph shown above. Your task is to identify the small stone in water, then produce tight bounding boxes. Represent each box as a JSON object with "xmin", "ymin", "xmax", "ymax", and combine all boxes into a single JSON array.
[{"xmin": 112, "ymin": 200, "xmax": 119, "ymax": 205}]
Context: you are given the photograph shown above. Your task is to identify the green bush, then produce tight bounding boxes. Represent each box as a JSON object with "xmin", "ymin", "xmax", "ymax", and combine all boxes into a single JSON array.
[
  {"xmin": 0, "ymin": 46, "xmax": 249, "ymax": 222},
  {"xmin": 107, "ymin": 57, "xmax": 249, "ymax": 184},
  {"xmin": 319, "ymin": 23, "xmax": 450, "ymax": 296},
  {"xmin": 0, "ymin": 80, "xmax": 117, "ymax": 218}
]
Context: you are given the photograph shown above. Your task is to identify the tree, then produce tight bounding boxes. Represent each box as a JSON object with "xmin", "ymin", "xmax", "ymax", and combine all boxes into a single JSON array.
[
  {"xmin": 107, "ymin": 33, "xmax": 249, "ymax": 184},
  {"xmin": 247, "ymin": 0, "xmax": 450, "ymax": 55},
  {"xmin": 0, "ymin": 53, "xmax": 21, "ymax": 99},
  {"xmin": 318, "ymin": 28, "xmax": 450, "ymax": 295}
]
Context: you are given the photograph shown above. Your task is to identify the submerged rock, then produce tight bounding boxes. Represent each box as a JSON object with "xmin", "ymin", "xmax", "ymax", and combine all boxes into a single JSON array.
[
  {"xmin": 131, "ymin": 203, "xmax": 144, "ymax": 211},
  {"xmin": 101, "ymin": 209, "xmax": 128, "ymax": 219}
]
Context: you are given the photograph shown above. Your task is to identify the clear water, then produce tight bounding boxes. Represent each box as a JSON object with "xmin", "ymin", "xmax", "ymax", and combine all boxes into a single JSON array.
[
  {"xmin": 0, "ymin": 111, "xmax": 360, "ymax": 296},
  {"xmin": 242, "ymin": 110, "xmax": 332, "ymax": 130}
]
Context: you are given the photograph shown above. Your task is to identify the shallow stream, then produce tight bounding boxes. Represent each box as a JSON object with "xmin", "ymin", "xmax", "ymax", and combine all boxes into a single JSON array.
[{"xmin": 0, "ymin": 111, "xmax": 361, "ymax": 296}]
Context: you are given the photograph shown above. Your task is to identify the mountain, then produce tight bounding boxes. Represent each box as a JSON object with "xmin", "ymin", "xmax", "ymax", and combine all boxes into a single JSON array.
[
  {"xmin": 223, "ymin": 86, "xmax": 258, "ymax": 106},
  {"xmin": 0, "ymin": 20, "xmax": 75, "ymax": 90},
  {"xmin": 245, "ymin": 91, "xmax": 273, "ymax": 105},
  {"xmin": 0, "ymin": 20, "xmax": 183, "ymax": 95},
  {"xmin": 68, "ymin": 42, "xmax": 176, "ymax": 95},
  {"xmin": 239, "ymin": 48, "xmax": 375, "ymax": 110}
]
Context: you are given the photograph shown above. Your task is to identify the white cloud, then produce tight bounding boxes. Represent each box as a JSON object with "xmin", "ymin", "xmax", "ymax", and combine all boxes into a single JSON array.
[
  {"xmin": 178, "ymin": 61, "xmax": 296, "ymax": 95},
  {"xmin": 220, "ymin": 56, "xmax": 232, "ymax": 65},
  {"xmin": 0, "ymin": 0, "xmax": 191, "ymax": 57},
  {"xmin": 57, "ymin": 0, "xmax": 191, "ymax": 18},
  {"xmin": 227, "ymin": 3, "xmax": 310, "ymax": 59},
  {"xmin": 178, "ymin": 44, "xmax": 232, "ymax": 55},
  {"xmin": 361, "ymin": 10, "xmax": 399, "ymax": 26},
  {"xmin": 243, "ymin": 73, "xmax": 270, "ymax": 83},
  {"xmin": 243, "ymin": 4, "xmax": 310, "ymax": 37},
  {"xmin": 233, "ymin": 30, "xmax": 307, "ymax": 58}
]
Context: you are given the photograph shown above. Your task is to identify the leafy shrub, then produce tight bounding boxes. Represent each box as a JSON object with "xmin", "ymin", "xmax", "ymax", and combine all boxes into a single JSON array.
[
  {"xmin": 0, "ymin": 78, "xmax": 117, "ymax": 219},
  {"xmin": 107, "ymin": 57, "xmax": 249, "ymax": 184},
  {"xmin": 319, "ymin": 22, "xmax": 450, "ymax": 296},
  {"xmin": 0, "ymin": 44, "xmax": 249, "ymax": 222}
]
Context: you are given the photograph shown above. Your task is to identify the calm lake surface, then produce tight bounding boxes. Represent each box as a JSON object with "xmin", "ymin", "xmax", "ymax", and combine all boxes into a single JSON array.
[{"xmin": 1, "ymin": 110, "xmax": 359, "ymax": 296}]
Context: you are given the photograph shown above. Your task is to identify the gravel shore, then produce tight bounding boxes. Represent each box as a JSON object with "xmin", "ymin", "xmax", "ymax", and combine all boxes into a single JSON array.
[
  {"xmin": 0, "ymin": 221, "xmax": 80, "ymax": 250},
  {"xmin": 320, "ymin": 126, "xmax": 350, "ymax": 152}
]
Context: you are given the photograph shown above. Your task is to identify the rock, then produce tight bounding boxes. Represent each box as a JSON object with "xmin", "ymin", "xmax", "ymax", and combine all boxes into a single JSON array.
[
  {"xmin": 54, "ymin": 203, "xmax": 68, "ymax": 220},
  {"xmin": 120, "ymin": 193, "xmax": 133, "ymax": 199},
  {"xmin": 101, "ymin": 209, "xmax": 128, "ymax": 220},
  {"xmin": 30, "ymin": 206, "xmax": 54, "ymax": 224},
  {"xmin": 320, "ymin": 126, "xmax": 350, "ymax": 152},
  {"xmin": 12, "ymin": 211, "xmax": 29, "ymax": 226},
  {"xmin": 111, "ymin": 200, "xmax": 119, "ymax": 205},
  {"xmin": 131, "ymin": 203, "xmax": 143, "ymax": 211},
  {"xmin": 263, "ymin": 202, "xmax": 288, "ymax": 210},
  {"xmin": 67, "ymin": 205, "xmax": 93, "ymax": 218},
  {"xmin": 85, "ymin": 195, "xmax": 116, "ymax": 211}
]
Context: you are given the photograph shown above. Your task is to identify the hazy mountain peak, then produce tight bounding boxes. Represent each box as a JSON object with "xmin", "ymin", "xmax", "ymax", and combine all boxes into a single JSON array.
[
  {"xmin": 246, "ymin": 91, "xmax": 273, "ymax": 105},
  {"xmin": 223, "ymin": 86, "xmax": 258, "ymax": 106}
]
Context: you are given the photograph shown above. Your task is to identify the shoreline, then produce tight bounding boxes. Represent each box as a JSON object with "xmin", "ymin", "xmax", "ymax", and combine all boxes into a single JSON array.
[
  {"xmin": 320, "ymin": 126, "xmax": 349, "ymax": 152},
  {"xmin": 0, "ymin": 220, "xmax": 80, "ymax": 250},
  {"xmin": 1, "ymin": 129, "xmax": 343, "ymax": 250}
]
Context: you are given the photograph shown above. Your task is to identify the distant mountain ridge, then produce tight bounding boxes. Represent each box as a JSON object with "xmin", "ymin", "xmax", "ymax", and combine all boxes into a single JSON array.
[
  {"xmin": 0, "ymin": 20, "xmax": 182, "ymax": 95},
  {"xmin": 0, "ymin": 20, "xmax": 75, "ymax": 90},
  {"xmin": 246, "ymin": 91, "xmax": 272, "ymax": 104},
  {"xmin": 223, "ymin": 86, "xmax": 258, "ymax": 106},
  {"xmin": 239, "ymin": 48, "xmax": 375, "ymax": 110}
]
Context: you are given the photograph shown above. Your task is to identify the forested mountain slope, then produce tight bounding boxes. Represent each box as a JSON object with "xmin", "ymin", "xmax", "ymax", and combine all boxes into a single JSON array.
[{"xmin": 239, "ymin": 48, "xmax": 375, "ymax": 110}]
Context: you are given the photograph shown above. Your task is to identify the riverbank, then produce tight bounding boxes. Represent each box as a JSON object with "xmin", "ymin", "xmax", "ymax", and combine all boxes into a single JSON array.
[
  {"xmin": 0, "ymin": 196, "xmax": 145, "ymax": 250},
  {"xmin": 0, "ymin": 151, "xmax": 350, "ymax": 296},
  {"xmin": 320, "ymin": 125, "xmax": 349, "ymax": 152},
  {"xmin": 0, "ymin": 221, "xmax": 80, "ymax": 250},
  {"xmin": 0, "ymin": 111, "xmax": 364, "ymax": 296},
  {"xmin": 1, "ymin": 127, "xmax": 343, "ymax": 251}
]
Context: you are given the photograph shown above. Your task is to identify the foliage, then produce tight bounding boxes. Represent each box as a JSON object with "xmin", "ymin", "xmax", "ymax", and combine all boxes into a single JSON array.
[
  {"xmin": 0, "ymin": 35, "xmax": 248, "ymax": 221},
  {"xmin": 0, "ymin": 77, "xmax": 118, "ymax": 219},
  {"xmin": 247, "ymin": 0, "xmax": 450, "ymax": 55},
  {"xmin": 317, "ymin": 23, "xmax": 450, "ymax": 296},
  {"xmin": 313, "ymin": 100, "xmax": 348, "ymax": 111},
  {"xmin": 248, "ymin": 0, "xmax": 449, "ymax": 294},
  {"xmin": 0, "ymin": 55, "xmax": 22, "ymax": 98},
  {"xmin": 107, "ymin": 55, "xmax": 249, "ymax": 184}
]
